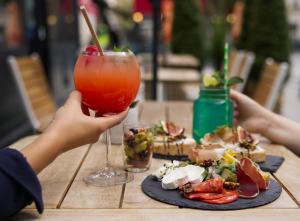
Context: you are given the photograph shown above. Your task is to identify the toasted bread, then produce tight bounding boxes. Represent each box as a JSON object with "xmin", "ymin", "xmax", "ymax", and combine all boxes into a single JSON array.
[
  {"xmin": 153, "ymin": 137, "xmax": 196, "ymax": 156},
  {"xmin": 233, "ymin": 146, "xmax": 266, "ymax": 163}
]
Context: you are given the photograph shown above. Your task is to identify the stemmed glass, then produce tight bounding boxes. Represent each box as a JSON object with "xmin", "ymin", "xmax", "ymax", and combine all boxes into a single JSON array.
[{"xmin": 74, "ymin": 50, "xmax": 141, "ymax": 186}]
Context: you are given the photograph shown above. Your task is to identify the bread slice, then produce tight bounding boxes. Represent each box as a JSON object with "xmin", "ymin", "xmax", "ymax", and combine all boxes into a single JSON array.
[
  {"xmin": 232, "ymin": 145, "xmax": 266, "ymax": 163},
  {"xmin": 153, "ymin": 137, "xmax": 196, "ymax": 156}
]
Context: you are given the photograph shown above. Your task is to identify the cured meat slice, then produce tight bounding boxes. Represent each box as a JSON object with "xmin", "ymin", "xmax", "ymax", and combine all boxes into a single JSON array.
[
  {"xmin": 202, "ymin": 190, "xmax": 238, "ymax": 204},
  {"xmin": 184, "ymin": 192, "xmax": 225, "ymax": 200},
  {"xmin": 236, "ymin": 163, "xmax": 259, "ymax": 198},
  {"xmin": 192, "ymin": 178, "xmax": 224, "ymax": 193},
  {"xmin": 240, "ymin": 157, "xmax": 269, "ymax": 190}
]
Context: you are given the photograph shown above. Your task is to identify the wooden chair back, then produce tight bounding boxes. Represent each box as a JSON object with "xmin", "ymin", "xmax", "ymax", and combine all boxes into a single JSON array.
[
  {"xmin": 229, "ymin": 50, "xmax": 245, "ymax": 78},
  {"xmin": 234, "ymin": 51, "xmax": 255, "ymax": 92},
  {"xmin": 8, "ymin": 54, "xmax": 56, "ymax": 132},
  {"xmin": 252, "ymin": 58, "xmax": 289, "ymax": 110},
  {"xmin": 229, "ymin": 50, "xmax": 255, "ymax": 92}
]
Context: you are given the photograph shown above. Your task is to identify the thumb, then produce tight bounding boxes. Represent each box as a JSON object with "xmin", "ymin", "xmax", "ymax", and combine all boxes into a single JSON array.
[
  {"xmin": 230, "ymin": 89, "xmax": 245, "ymax": 105},
  {"xmin": 65, "ymin": 90, "xmax": 82, "ymax": 108}
]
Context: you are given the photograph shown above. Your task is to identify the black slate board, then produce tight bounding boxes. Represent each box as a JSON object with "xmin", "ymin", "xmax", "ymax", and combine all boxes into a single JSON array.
[
  {"xmin": 258, "ymin": 155, "xmax": 284, "ymax": 173},
  {"xmin": 153, "ymin": 154, "xmax": 284, "ymax": 173},
  {"xmin": 153, "ymin": 153, "xmax": 189, "ymax": 161},
  {"xmin": 142, "ymin": 176, "xmax": 282, "ymax": 210}
]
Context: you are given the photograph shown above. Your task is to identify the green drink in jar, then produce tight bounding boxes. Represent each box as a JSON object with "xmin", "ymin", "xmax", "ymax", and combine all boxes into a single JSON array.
[
  {"xmin": 193, "ymin": 43, "xmax": 242, "ymax": 143},
  {"xmin": 193, "ymin": 87, "xmax": 234, "ymax": 142}
]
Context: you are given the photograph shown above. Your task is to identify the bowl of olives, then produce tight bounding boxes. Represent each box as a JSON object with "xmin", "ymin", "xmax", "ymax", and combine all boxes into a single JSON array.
[{"xmin": 123, "ymin": 124, "xmax": 154, "ymax": 172}]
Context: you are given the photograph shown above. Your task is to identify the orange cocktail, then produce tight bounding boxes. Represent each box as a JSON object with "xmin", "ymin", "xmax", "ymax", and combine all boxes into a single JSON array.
[
  {"xmin": 73, "ymin": 45, "xmax": 140, "ymax": 187},
  {"xmin": 74, "ymin": 49, "xmax": 140, "ymax": 116}
]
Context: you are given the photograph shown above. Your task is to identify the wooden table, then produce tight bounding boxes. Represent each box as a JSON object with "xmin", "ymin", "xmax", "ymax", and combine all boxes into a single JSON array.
[{"xmin": 11, "ymin": 102, "xmax": 300, "ymax": 220}]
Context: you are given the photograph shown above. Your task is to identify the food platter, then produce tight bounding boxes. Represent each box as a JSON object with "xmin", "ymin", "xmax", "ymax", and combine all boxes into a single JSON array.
[
  {"xmin": 142, "ymin": 176, "xmax": 282, "ymax": 210},
  {"xmin": 141, "ymin": 124, "xmax": 285, "ymax": 209}
]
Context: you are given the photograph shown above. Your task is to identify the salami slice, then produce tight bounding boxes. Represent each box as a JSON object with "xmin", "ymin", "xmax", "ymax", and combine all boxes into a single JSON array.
[
  {"xmin": 192, "ymin": 178, "xmax": 224, "ymax": 193},
  {"xmin": 202, "ymin": 190, "xmax": 238, "ymax": 204},
  {"xmin": 184, "ymin": 192, "xmax": 225, "ymax": 200}
]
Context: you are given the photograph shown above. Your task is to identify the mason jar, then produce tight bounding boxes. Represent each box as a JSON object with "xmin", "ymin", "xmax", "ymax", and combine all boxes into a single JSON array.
[{"xmin": 192, "ymin": 88, "xmax": 234, "ymax": 143}]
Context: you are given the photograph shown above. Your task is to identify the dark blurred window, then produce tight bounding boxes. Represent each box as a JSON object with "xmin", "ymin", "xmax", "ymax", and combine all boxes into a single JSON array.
[{"xmin": 0, "ymin": 59, "xmax": 34, "ymax": 148}]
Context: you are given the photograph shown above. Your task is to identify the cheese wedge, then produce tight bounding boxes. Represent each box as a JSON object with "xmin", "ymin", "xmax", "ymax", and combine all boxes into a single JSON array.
[{"xmin": 162, "ymin": 167, "xmax": 189, "ymax": 189}]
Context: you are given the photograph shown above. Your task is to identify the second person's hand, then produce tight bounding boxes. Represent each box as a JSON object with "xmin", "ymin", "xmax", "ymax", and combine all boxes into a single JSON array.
[{"xmin": 230, "ymin": 90, "xmax": 272, "ymax": 134}]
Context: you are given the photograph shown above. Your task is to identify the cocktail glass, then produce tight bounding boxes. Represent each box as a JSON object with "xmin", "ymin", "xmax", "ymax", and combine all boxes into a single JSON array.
[{"xmin": 74, "ymin": 51, "xmax": 141, "ymax": 186}]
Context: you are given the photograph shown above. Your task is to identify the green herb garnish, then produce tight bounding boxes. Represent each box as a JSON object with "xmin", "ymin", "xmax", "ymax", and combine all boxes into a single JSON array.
[
  {"xmin": 227, "ymin": 76, "xmax": 244, "ymax": 87},
  {"xmin": 113, "ymin": 45, "xmax": 131, "ymax": 53},
  {"xmin": 150, "ymin": 123, "xmax": 165, "ymax": 136}
]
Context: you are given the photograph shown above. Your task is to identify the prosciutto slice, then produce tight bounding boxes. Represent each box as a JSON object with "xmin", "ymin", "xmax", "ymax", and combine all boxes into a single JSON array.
[
  {"xmin": 236, "ymin": 163, "xmax": 259, "ymax": 198},
  {"xmin": 240, "ymin": 157, "xmax": 269, "ymax": 190}
]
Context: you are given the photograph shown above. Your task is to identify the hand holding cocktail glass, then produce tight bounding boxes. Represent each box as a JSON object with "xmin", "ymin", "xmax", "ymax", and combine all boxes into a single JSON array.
[{"xmin": 74, "ymin": 6, "xmax": 141, "ymax": 186}]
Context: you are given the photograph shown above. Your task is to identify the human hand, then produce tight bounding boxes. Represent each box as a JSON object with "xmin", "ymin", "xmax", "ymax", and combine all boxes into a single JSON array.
[
  {"xmin": 46, "ymin": 91, "xmax": 128, "ymax": 153},
  {"xmin": 230, "ymin": 90, "xmax": 271, "ymax": 134}
]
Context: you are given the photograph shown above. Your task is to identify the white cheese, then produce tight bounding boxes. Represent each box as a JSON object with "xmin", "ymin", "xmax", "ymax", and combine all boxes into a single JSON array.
[
  {"xmin": 152, "ymin": 161, "xmax": 179, "ymax": 180},
  {"xmin": 162, "ymin": 167, "xmax": 189, "ymax": 189},
  {"xmin": 184, "ymin": 165, "xmax": 205, "ymax": 183}
]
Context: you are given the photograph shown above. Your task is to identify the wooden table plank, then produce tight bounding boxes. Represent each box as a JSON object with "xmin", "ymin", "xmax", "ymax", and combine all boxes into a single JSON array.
[
  {"xmin": 11, "ymin": 136, "xmax": 90, "ymax": 209},
  {"xmin": 262, "ymin": 144, "xmax": 300, "ymax": 206},
  {"xmin": 122, "ymin": 101, "xmax": 174, "ymax": 208},
  {"xmin": 167, "ymin": 101, "xmax": 193, "ymax": 134},
  {"xmin": 11, "ymin": 135, "xmax": 39, "ymax": 149},
  {"xmin": 11, "ymin": 209, "xmax": 300, "ymax": 221},
  {"xmin": 60, "ymin": 142, "xmax": 124, "ymax": 209},
  {"xmin": 261, "ymin": 175, "xmax": 298, "ymax": 208},
  {"xmin": 122, "ymin": 158, "xmax": 176, "ymax": 208}
]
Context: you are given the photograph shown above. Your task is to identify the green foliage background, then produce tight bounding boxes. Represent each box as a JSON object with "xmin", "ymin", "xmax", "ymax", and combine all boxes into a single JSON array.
[
  {"xmin": 237, "ymin": 0, "xmax": 290, "ymax": 80},
  {"xmin": 170, "ymin": 0, "xmax": 203, "ymax": 66}
]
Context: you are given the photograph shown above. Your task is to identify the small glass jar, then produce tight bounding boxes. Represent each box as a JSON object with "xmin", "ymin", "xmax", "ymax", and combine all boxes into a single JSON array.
[
  {"xmin": 192, "ymin": 87, "xmax": 234, "ymax": 142},
  {"xmin": 123, "ymin": 124, "xmax": 154, "ymax": 172}
]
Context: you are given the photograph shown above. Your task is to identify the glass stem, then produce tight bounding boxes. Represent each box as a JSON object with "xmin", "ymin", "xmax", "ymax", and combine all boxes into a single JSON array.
[{"xmin": 105, "ymin": 129, "xmax": 111, "ymax": 168}]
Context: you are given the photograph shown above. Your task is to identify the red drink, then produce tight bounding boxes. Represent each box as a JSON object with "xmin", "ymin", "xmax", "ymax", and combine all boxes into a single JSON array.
[{"xmin": 74, "ymin": 51, "xmax": 141, "ymax": 115}]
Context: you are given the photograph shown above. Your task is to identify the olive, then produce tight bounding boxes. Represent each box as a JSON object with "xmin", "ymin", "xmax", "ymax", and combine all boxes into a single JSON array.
[
  {"xmin": 140, "ymin": 150, "xmax": 149, "ymax": 158},
  {"xmin": 124, "ymin": 131, "xmax": 134, "ymax": 141},
  {"xmin": 134, "ymin": 132, "xmax": 147, "ymax": 143},
  {"xmin": 125, "ymin": 147, "xmax": 134, "ymax": 158},
  {"xmin": 134, "ymin": 141, "xmax": 148, "ymax": 153},
  {"xmin": 130, "ymin": 128, "xmax": 139, "ymax": 134}
]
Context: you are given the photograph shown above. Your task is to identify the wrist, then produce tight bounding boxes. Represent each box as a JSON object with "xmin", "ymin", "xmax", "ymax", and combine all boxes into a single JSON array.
[
  {"xmin": 257, "ymin": 108, "xmax": 275, "ymax": 136},
  {"xmin": 41, "ymin": 126, "xmax": 66, "ymax": 156}
]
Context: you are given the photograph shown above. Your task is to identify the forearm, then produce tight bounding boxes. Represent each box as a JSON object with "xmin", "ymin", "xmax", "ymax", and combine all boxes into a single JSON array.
[
  {"xmin": 20, "ymin": 129, "xmax": 64, "ymax": 174},
  {"xmin": 262, "ymin": 111, "xmax": 300, "ymax": 156}
]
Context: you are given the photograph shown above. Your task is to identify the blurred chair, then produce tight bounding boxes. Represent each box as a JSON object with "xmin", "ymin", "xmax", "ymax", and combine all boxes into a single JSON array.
[
  {"xmin": 252, "ymin": 58, "xmax": 289, "ymax": 111},
  {"xmin": 229, "ymin": 50, "xmax": 255, "ymax": 92},
  {"xmin": 8, "ymin": 54, "xmax": 56, "ymax": 132},
  {"xmin": 229, "ymin": 50, "xmax": 245, "ymax": 78}
]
